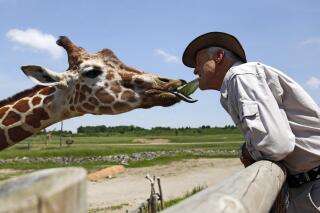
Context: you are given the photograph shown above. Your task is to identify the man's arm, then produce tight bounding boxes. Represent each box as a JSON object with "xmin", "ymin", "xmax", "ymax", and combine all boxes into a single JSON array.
[
  {"xmin": 240, "ymin": 143, "xmax": 255, "ymax": 167},
  {"xmin": 229, "ymin": 71, "xmax": 295, "ymax": 162}
]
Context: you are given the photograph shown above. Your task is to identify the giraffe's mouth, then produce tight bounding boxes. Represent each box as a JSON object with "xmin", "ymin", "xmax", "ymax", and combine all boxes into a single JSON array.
[
  {"xmin": 145, "ymin": 89, "xmax": 197, "ymax": 103},
  {"xmin": 143, "ymin": 78, "xmax": 197, "ymax": 105},
  {"xmin": 171, "ymin": 91, "xmax": 198, "ymax": 103},
  {"xmin": 172, "ymin": 78, "xmax": 199, "ymax": 103}
]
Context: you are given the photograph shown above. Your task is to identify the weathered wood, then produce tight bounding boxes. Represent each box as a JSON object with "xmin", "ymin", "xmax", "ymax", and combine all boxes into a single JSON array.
[
  {"xmin": 150, "ymin": 194, "xmax": 158, "ymax": 213},
  {"xmin": 162, "ymin": 160, "xmax": 287, "ymax": 213},
  {"xmin": 0, "ymin": 167, "xmax": 87, "ymax": 213},
  {"xmin": 157, "ymin": 177, "xmax": 164, "ymax": 210}
]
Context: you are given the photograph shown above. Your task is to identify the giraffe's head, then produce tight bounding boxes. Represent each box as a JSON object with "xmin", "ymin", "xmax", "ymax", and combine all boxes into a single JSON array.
[{"xmin": 20, "ymin": 36, "xmax": 188, "ymax": 116}]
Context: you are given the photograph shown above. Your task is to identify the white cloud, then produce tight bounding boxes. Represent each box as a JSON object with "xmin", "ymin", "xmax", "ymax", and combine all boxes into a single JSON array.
[
  {"xmin": 301, "ymin": 38, "xmax": 320, "ymax": 46},
  {"xmin": 306, "ymin": 77, "xmax": 320, "ymax": 89},
  {"xmin": 155, "ymin": 49, "xmax": 181, "ymax": 64},
  {"xmin": 6, "ymin": 28, "xmax": 64, "ymax": 59}
]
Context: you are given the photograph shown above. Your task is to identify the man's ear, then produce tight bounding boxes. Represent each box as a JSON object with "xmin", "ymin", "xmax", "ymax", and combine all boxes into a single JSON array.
[
  {"xmin": 215, "ymin": 49, "xmax": 225, "ymax": 64},
  {"xmin": 21, "ymin": 65, "xmax": 68, "ymax": 89}
]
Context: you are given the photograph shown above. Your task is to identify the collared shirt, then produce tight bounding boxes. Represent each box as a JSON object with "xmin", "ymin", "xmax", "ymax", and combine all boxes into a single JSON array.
[{"xmin": 220, "ymin": 62, "xmax": 320, "ymax": 175}]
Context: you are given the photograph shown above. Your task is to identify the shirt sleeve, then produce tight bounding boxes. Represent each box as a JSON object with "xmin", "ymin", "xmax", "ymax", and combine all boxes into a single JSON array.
[{"xmin": 228, "ymin": 71, "xmax": 295, "ymax": 161}]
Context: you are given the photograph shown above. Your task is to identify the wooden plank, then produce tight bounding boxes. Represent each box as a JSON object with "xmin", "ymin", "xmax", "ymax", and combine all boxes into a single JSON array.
[
  {"xmin": 0, "ymin": 167, "xmax": 87, "ymax": 213},
  {"xmin": 162, "ymin": 161, "xmax": 286, "ymax": 213}
]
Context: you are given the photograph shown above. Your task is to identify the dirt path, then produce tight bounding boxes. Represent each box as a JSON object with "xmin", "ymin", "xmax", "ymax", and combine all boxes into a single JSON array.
[{"xmin": 87, "ymin": 158, "xmax": 243, "ymax": 212}]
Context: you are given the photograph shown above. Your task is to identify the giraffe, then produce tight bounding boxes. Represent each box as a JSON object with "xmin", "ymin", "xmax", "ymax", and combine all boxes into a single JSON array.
[
  {"xmin": 0, "ymin": 36, "xmax": 193, "ymax": 150},
  {"xmin": 45, "ymin": 131, "xmax": 53, "ymax": 146}
]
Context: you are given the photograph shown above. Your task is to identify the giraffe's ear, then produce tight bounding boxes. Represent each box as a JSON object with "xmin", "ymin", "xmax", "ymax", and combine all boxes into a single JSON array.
[{"xmin": 21, "ymin": 65, "xmax": 67, "ymax": 89}]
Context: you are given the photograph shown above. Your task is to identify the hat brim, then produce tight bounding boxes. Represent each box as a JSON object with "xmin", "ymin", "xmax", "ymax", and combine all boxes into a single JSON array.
[{"xmin": 182, "ymin": 32, "xmax": 247, "ymax": 68}]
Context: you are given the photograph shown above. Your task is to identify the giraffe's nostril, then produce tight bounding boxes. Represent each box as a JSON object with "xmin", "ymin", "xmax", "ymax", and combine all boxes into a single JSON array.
[{"xmin": 158, "ymin": 77, "xmax": 170, "ymax": 83}]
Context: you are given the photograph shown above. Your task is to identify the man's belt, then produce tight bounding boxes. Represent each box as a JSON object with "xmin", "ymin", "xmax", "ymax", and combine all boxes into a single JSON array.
[{"xmin": 287, "ymin": 166, "xmax": 320, "ymax": 188}]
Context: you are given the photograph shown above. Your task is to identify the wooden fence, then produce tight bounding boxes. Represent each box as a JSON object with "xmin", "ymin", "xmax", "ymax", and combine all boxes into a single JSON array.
[
  {"xmin": 162, "ymin": 160, "xmax": 287, "ymax": 213},
  {"xmin": 0, "ymin": 167, "xmax": 87, "ymax": 213},
  {"xmin": 0, "ymin": 161, "xmax": 287, "ymax": 213}
]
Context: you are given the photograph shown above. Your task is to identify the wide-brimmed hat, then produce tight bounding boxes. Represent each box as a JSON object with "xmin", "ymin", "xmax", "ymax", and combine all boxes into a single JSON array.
[{"xmin": 182, "ymin": 32, "xmax": 247, "ymax": 68}]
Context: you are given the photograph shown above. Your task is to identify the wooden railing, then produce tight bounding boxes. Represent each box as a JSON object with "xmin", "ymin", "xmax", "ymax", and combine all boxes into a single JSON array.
[
  {"xmin": 162, "ymin": 160, "xmax": 287, "ymax": 213},
  {"xmin": 0, "ymin": 167, "xmax": 87, "ymax": 213}
]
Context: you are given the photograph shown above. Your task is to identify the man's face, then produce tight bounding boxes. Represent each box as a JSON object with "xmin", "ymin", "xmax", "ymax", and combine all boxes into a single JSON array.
[{"xmin": 194, "ymin": 48, "xmax": 220, "ymax": 90}]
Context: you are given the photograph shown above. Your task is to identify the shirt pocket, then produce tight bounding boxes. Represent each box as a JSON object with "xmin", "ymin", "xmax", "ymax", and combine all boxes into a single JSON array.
[{"xmin": 239, "ymin": 100, "xmax": 266, "ymax": 135}]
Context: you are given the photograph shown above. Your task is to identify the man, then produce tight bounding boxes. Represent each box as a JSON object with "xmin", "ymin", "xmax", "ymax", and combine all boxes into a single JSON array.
[{"xmin": 182, "ymin": 32, "xmax": 320, "ymax": 213}]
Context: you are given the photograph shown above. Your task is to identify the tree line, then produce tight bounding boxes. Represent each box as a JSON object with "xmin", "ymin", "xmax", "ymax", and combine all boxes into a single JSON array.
[{"xmin": 75, "ymin": 125, "xmax": 239, "ymax": 136}]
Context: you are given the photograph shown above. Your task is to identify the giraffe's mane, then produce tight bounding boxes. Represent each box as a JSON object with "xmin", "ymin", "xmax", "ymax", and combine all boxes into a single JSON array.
[{"xmin": 0, "ymin": 85, "xmax": 46, "ymax": 108}]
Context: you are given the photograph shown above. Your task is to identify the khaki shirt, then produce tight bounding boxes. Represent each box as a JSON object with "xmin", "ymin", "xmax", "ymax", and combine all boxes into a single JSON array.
[{"xmin": 220, "ymin": 62, "xmax": 320, "ymax": 175}]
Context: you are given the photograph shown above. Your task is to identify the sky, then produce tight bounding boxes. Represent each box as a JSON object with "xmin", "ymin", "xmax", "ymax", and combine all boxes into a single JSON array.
[{"xmin": 0, "ymin": 0, "xmax": 319, "ymax": 132}]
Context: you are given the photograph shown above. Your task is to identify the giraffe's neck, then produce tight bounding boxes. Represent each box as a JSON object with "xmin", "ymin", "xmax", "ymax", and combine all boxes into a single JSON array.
[{"xmin": 0, "ymin": 85, "xmax": 76, "ymax": 150}]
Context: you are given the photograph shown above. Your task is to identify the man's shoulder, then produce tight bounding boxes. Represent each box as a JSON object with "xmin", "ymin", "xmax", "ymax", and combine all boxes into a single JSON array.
[
  {"xmin": 228, "ymin": 62, "xmax": 260, "ymax": 76},
  {"xmin": 226, "ymin": 61, "xmax": 279, "ymax": 81},
  {"xmin": 221, "ymin": 62, "xmax": 262, "ymax": 98}
]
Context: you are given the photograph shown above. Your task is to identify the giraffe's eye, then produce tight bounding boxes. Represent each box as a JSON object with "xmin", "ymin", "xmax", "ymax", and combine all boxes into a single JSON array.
[{"xmin": 83, "ymin": 69, "xmax": 102, "ymax": 78}]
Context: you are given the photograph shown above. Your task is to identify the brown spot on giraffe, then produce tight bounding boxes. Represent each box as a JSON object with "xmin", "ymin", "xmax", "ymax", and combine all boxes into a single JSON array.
[
  {"xmin": 100, "ymin": 106, "xmax": 113, "ymax": 114},
  {"xmin": 76, "ymin": 106, "xmax": 86, "ymax": 114},
  {"xmin": 121, "ymin": 65, "xmax": 145, "ymax": 74},
  {"xmin": 83, "ymin": 103, "xmax": 95, "ymax": 111},
  {"xmin": 122, "ymin": 81, "xmax": 135, "ymax": 90},
  {"xmin": 25, "ymin": 108, "xmax": 50, "ymax": 128},
  {"xmin": 13, "ymin": 99, "xmax": 30, "ymax": 113},
  {"xmin": 79, "ymin": 93, "xmax": 86, "ymax": 103},
  {"xmin": 96, "ymin": 89, "xmax": 115, "ymax": 104},
  {"xmin": 89, "ymin": 97, "xmax": 99, "ymax": 105},
  {"xmin": 32, "ymin": 97, "xmax": 41, "ymax": 106},
  {"xmin": 81, "ymin": 85, "xmax": 92, "ymax": 94},
  {"xmin": 121, "ymin": 91, "xmax": 137, "ymax": 103},
  {"xmin": 0, "ymin": 107, "xmax": 9, "ymax": 119},
  {"xmin": 39, "ymin": 87, "xmax": 56, "ymax": 96},
  {"xmin": 119, "ymin": 72, "xmax": 136, "ymax": 88},
  {"xmin": 113, "ymin": 102, "xmax": 131, "ymax": 113},
  {"xmin": 110, "ymin": 83, "xmax": 121, "ymax": 94},
  {"xmin": 106, "ymin": 72, "xmax": 115, "ymax": 80},
  {"xmin": 0, "ymin": 129, "xmax": 8, "ymax": 149},
  {"xmin": 2, "ymin": 111, "xmax": 21, "ymax": 126},
  {"xmin": 120, "ymin": 73, "xmax": 135, "ymax": 82},
  {"xmin": 8, "ymin": 126, "xmax": 31, "ymax": 142},
  {"xmin": 134, "ymin": 78, "xmax": 144, "ymax": 85}
]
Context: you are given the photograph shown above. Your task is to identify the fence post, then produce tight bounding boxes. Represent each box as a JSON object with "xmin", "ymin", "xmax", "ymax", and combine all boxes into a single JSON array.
[
  {"xmin": 0, "ymin": 167, "xmax": 87, "ymax": 213},
  {"xmin": 157, "ymin": 177, "xmax": 164, "ymax": 210}
]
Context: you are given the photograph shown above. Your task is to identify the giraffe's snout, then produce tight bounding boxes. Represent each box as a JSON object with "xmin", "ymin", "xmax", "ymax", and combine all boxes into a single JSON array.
[{"xmin": 155, "ymin": 78, "xmax": 186, "ymax": 92}]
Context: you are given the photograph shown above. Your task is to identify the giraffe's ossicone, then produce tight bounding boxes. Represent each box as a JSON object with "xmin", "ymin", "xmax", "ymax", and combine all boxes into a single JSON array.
[{"xmin": 0, "ymin": 36, "xmax": 192, "ymax": 150}]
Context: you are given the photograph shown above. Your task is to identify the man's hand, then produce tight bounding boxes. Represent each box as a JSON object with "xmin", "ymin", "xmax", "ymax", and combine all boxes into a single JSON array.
[{"xmin": 240, "ymin": 143, "xmax": 256, "ymax": 167}]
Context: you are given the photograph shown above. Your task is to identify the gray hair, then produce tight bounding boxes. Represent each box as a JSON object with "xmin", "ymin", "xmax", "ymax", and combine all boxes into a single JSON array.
[{"xmin": 207, "ymin": 47, "xmax": 241, "ymax": 62}]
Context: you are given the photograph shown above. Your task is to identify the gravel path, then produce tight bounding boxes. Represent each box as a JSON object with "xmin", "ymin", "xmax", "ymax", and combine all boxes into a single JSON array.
[{"xmin": 87, "ymin": 158, "xmax": 243, "ymax": 212}]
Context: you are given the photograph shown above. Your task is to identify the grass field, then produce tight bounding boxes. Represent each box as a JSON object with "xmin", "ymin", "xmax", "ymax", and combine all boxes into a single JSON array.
[{"xmin": 0, "ymin": 134, "xmax": 244, "ymax": 178}]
